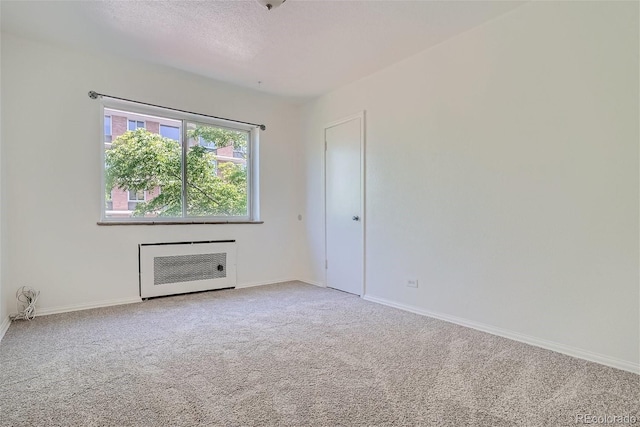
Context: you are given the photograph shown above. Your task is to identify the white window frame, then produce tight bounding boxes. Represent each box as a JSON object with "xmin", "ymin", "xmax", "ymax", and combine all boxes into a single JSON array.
[{"xmin": 100, "ymin": 99, "xmax": 260, "ymax": 224}]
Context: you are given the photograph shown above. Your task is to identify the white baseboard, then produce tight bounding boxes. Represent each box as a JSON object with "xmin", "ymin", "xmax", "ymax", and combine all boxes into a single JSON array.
[
  {"xmin": 0, "ymin": 316, "xmax": 10, "ymax": 342},
  {"xmin": 35, "ymin": 297, "xmax": 142, "ymax": 317},
  {"xmin": 363, "ymin": 294, "xmax": 639, "ymax": 375},
  {"xmin": 235, "ymin": 278, "xmax": 300, "ymax": 289},
  {"xmin": 11, "ymin": 280, "xmax": 317, "ymax": 318}
]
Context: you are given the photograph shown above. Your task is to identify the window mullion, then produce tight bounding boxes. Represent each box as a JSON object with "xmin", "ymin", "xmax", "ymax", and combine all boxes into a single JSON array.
[{"xmin": 181, "ymin": 119, "xmax": 188, "ymax": 218}]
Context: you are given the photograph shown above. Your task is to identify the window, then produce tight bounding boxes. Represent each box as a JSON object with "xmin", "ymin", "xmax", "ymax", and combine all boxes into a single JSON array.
[
  {"xmin": 127, "ymin": 189, "xmax": 146, "ymax": 211},
  {"xmin": 128, "ymin": 120, "xmax": 145, "ymax": 131},
  {"xmin": 199, "ymin": 136, "xmax": 217, "ymax": 152},
  {"xmin": 105, "ymin": 189, "xmax": 113, "ymax": 211},
  {"xmin": 128, "ymin": 190, "xmax": 145, "ymax": 202},
  {"xmin": 104, "ymin": 116, "xmax": 112, "ymax": 143},
  {"xmin": 160, "ymin": 124, "xmax": 180, "ymax": 141},
  {"xmin": 233, "ymin": 146, "xmax": 246, "ymax": 159},
  {"xmin": 102, "ymin": 104, "xmax": 258, "ymax": 223}
]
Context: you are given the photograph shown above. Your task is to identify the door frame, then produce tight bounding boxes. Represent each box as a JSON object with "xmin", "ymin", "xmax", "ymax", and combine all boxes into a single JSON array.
[{"xmin": 323, "ymin": 111, "xmax": 366, "ymax": 296}]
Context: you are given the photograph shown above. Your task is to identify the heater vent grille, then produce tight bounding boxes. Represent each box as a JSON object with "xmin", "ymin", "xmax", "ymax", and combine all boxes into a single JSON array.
[
  {"xmin": 153, "ymin": 253, "xmax": 227, "ymax": 286},
  {"xmin": 140, "ymin": 241, "xmax": 236, "ymax": 298}
]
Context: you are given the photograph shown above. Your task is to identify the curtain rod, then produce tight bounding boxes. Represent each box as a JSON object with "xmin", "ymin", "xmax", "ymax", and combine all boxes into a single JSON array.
[{"xmin": 88, "ymin": 91, "xmax": 266, "ymax": 131}]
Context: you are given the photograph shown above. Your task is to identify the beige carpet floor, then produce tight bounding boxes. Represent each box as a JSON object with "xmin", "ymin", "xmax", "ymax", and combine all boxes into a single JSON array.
[{"xmin": 0, "ymin": 281, "xmax": 638, "ymax": 426}]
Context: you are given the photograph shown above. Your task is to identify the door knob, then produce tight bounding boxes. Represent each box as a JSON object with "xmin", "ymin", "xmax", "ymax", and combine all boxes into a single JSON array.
[{"xmin": 352, "ymin": 216, "xmax": 360, "ymax": 221}]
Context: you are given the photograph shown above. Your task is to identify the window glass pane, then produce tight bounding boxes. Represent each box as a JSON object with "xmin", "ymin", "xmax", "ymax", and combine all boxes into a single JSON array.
[
  {"xmin": 198, "ymin": 136, "xmax": 216, "ymax": 151},
  {"xmin": 105, "ymin": 108, "xmax": 182, "ymax": 219},
  {"xmin": 128, "ymin": 190, "xmax": 145, "ymax": 201},
  {"xmin": 185, "ymin": 122, "xmax": 249, "ymax": 217},
  {"xmin": 104, "ymin": 116, "xmax": 111, "ymax": 136},
  {"xmin": 160, "ymin": 124, "xmax": 180, "ymax": 141},
  {"xmin": 233, "ymin": 147, "xmax": 246, "ymax": 159},
  {"xmin": 128, "ymin": 120, "xmax": 145, "ymax": 130},
  {"xmin": 102, "ymin": 105, "xmax": 254, "ymax": 221}
]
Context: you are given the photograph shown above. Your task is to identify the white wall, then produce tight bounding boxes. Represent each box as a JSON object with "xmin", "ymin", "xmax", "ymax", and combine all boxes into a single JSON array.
[
  {"xmin": 300, "ymin": 1, "xmax": 639, "ymax": 368},
  {"xmin": 0, "ymin": 32, "xmax": 4, "ymax": 328},
  {"xmin": 1, "ymin": 33, "xmax": 304, "ymax": 314}
]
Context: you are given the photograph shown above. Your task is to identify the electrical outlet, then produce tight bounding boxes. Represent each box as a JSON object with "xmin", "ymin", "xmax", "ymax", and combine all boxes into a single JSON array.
[{"xmin": 406, "ymin": 279, "xmax": 418, "ymax": 288}]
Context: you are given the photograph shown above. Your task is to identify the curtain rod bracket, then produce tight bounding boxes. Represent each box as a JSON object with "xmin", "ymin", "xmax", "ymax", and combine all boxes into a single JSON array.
[{"xmin": 88, "ymin": 91, "xmax": 100, "ymax": 99}]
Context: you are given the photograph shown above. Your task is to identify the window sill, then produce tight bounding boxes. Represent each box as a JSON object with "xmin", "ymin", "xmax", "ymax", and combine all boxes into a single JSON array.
[{"xmin": 97, "ymin": 220, "xmax": 264, "ymax": 226}]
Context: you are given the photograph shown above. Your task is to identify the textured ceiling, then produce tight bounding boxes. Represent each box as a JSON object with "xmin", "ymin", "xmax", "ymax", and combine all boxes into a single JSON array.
[{"xmin": 1, "ymin": 1, "xmax": 525, "ymax": 99}]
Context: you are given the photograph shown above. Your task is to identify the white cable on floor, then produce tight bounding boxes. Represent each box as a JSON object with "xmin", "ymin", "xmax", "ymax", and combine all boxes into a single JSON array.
[{"xmin": 10, "ymin": 286, "xmax": 40, "ymax": 321}]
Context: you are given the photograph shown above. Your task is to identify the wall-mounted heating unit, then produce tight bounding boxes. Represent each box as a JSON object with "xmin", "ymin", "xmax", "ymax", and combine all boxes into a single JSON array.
[{"xmin": 139, "ymin": 240, "xmax": 237, "ymax": 299}]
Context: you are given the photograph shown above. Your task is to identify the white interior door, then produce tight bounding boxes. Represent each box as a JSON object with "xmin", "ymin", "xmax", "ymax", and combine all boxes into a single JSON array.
[{"xmin": 325, "ymin": 114, "xmax": 364, "ymax": 296}]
